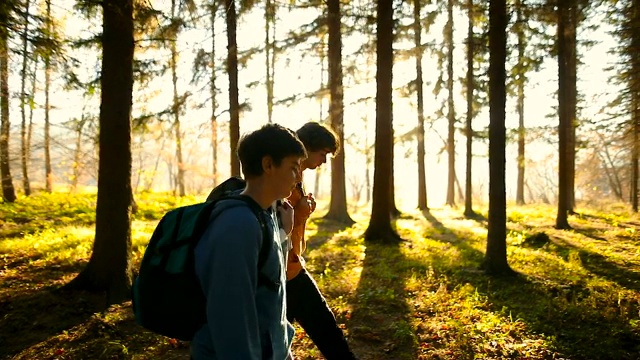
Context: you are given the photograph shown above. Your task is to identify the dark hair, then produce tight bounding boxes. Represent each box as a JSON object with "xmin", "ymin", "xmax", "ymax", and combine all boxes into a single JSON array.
[
  {"xmin": 296, "ymin": 122, "xmax": 340, "ymax": 155},
  {"xmin": 237, "ymin": 124, "xmax": 306, "ymax": 178}
]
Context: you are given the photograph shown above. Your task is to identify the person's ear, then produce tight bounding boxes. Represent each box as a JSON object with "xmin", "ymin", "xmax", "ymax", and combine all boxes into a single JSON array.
[{"xmin": 262, "ymin": 156, "xmax": 275, "ymax": 174}]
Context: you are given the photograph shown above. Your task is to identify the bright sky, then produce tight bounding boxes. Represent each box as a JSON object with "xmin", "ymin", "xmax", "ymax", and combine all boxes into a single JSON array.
[{"xmin": 6, "ymin": 1, "xmax": 624, "ymax": 208}]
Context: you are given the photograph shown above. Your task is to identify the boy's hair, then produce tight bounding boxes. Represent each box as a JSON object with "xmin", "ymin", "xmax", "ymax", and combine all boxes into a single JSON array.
[
  {"xmin": 296, "ymin": 122, "xmax": 340, "ymax": 155},
  {"xmin": 237, "ymin": 123, "xmax": 306, "ymax": 178}
]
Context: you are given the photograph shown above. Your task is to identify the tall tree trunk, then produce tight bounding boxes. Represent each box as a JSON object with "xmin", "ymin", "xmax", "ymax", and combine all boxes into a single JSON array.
[
  {"xmin": 389, "ymin": 126, "xmax": 400, "ymax": 217},
  {"xmin": 44, "ymin": 0, "xmax": 52, "ymax": 192},
  {"xmin": 567, "ymin": 2, "xmax": 577, "ymax": 212},
  {"xmin": 265, "ymin": 0, "xmax": 275, "ymax": 123},
  {"xmin": 325, "ymin": 0, "xmax": 353, "ymax": 224},
  {"xmin": 67, "ymin": 0, "xmax": 134, "ymax": 305},
  {"xmin": 71, "ymin": 117, "xmax": 86, "ymax": 192},
  {"xmin": 556, "ymin": 0, "xmax": 572, "ymax": 229},
  {"xmin": 515, "ymin": 0, "xmax": 526, "ymax": 205},
  {"xmin": 170, "ymin": 0, "xmax": 185, "ymax": 197},
  {"xmin": 415, "ymin": 0, "xmax": 428, "ymax": 211},
  {"xmin": 364, "ymin": 0, "xmax": 401, "ymax": 243},
  {"xmin": 0, "ymin": 1, "xmax": 16, "ymax": 203},
  {"xmin": 633, "ymin": 95, "xmax": 639, "ymax": 212},
  {"xmin": 226, "ymin": 0, "xmax": 240, "ymax": 176},
  {"xmin": 210, "ymin": 2, "xmax": 218, "ymax": 187},
  {"xmin": 27, "ymin": 58, "xmax": 37, "ymax": 189},
  {"xmin": 314, "ymin": 34, "xmax": 326, "ymax": 199},
  {"xmin": 464, "ymin": 0, "xmax": 475, "ymax": 217},
  {"xmin": 445, "ymin": 0, "xmax": 456, "ymax": 207},
  {"xmin": 482, "ymin": 0, "xmax": 513, "ymax": 275},
  {"xmin": 20, "ymin": 0, "xmax": 32, "ymax": 196},
  {"xmin": 632, "ymin": 0, "xmax": 639, "ymax": 212}
]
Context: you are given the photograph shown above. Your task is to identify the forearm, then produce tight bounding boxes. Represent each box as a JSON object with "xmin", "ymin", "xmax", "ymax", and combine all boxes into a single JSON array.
[{"xmin": 290, "ymin": 220, "xmax": 307, "ymax": 256}]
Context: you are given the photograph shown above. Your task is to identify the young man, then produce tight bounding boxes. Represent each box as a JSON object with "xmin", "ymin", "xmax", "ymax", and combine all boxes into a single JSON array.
[
  {"xmin": 190, "ymin": 124, "xmax": 306, "ymax": 359},
  {"xmin": 286, "ymin": 122, "xmax": 358, "ymax": 359}
]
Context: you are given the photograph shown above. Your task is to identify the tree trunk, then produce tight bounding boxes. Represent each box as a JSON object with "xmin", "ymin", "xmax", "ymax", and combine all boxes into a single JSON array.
[
  {"xmin": 20, "ymin": 0, "xmax": 32, "ymax": 196},
  {"xmin": 389, "ymin": 126, "xmax": 400, "ymax": 217},
  {"xmin": 265, "ymin": 0, "xmax": 275, "ymax": 123},
  {"xmin": 27, "ymin": 58, "xmax": 36, "ymax": 192},
  {"xmin": 464, "ymin": 0, "xmax": 475, "ymax": 217},
  {"xmin": 0, "ymin": 2, "xmax": 16, "ymax": 203},
  {"xmin": 631, "ymin": 0, "xmax": 639, "ymax": 212},
  {"xmin": 171, "ymin": 0, "xmax": 185, "ymax": 197},
  {"xmin": 415, "ymin": 0, "xmax": 428, "ymax": 211},
  {"xmin": 44, "ymin": 0, "xmax": 52, "ymax": 192},
  {"xmin": 71, "ymin": 117, "xmax": 86, "ymax": 192},
  {"xmin": 482, "ymin": 0, "xmax": 513, "ymax": 275},
  {"xmin": 515, "ymin": 0, "xmax": 526, "ymax": 205},
  {"xmin": 556, "ymin": 0, "xmax": 572, "ymax": 229},
  {"xmin": 364, "ymin": 0, "xmax": 401, "ymax": 243},
  {"xmin": 66, "ymin": 0, "xmax": 134, "ymax": 306},
  {"xmin": 226, "ymin": 0, "xmax": 240, "ymax": 177},
  {"xmin": 325, "ymin": 0, "xmax": 353, "ymax": 224},
  {"xmin": 567, "ymin": 2, "xmax": 577, "ymax": 212},
  {"xmin": 445, "ymin": 0, "xmax": 456, "ymax": 207},
  {"xmin": 210, "ymin": 3, "xmax": 218, "ymax": 187}
]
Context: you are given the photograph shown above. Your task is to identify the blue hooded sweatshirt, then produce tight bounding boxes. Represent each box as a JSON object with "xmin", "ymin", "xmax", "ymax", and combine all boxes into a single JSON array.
[{"xmin": 190, "ymin": 198, "xmax": 294, "ymax": 359}]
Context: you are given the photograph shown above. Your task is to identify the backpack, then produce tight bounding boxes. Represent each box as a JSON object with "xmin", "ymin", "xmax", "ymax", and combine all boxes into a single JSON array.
[{"xmin": 132, "ymin": 177, "xmax": 275, "ymax": 341}]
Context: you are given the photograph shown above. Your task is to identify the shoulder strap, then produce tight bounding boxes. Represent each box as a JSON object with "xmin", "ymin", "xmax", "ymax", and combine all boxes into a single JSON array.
[{"xmin": 223, "ymin": 195, "xmax": 279, "ymax": 291}]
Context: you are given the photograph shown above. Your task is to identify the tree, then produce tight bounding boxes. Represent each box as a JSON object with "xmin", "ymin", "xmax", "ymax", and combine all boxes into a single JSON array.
[
  {"xmin": 169, "ymin": 0, "xmax": 186, "ymax": 196},
  {"xmin": 44, "ymin": 0, "xmax": 53, "ymax": 192},
  {"xmin": 265, "ymin": 0, "xmax": 276, "ymax": 123},
  {"xmin": 482, "ymin": 0, "xmax": 514, "ymax": 275},
  {"xmin": 226, "ymin": 0, "xmax": 240, "ymax": 176},
  {"xmin": 325, "ymin": 0, "xmax": 354, "ymax": 224},
  {"xmin": 414, "ymin": 0, "xmax": 428, "ymax": 211},
  {"xmin": 67, "ymin": 0, "xmax": 135, "ymax": 305},
  {"xmin": 445, "ymin": 0, "xmax": 456, "ymax": 207},
  {"xmin": 514, "ymin": 0, "xmax": 526, "ymax": 205},
  {"xmin": 464, "ymin": 0, "xmax": 476, "ymax": 217},
  {"xmin": 364, "ymin": 0, "xmax": 401, "ymax": 243},
  {"xmin": 19, "ymin": 0, "xmax": 33, "ymax": 196},
  {"xmin": 556, "ymin": 0, "xmax": 574, "ymax": 229},
  {"xmin": 0, "ymin": 0, "xmax": 17, "ymax": 203}
]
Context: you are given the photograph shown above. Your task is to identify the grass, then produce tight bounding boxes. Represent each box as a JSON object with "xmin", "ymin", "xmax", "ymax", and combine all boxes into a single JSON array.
[{"xmin": 1, "ymin": 192, "xmax": 639, "ymax": 359}]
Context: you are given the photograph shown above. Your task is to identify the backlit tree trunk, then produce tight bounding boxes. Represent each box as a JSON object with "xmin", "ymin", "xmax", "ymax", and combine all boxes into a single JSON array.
[
  {"xmin": 364, "ymin": 0, "xmax": 401, "ymax": 243},
  {"xmin": 20, "ymin": 0, "xmax": 32, "ymax": 196},
  {"xmin": 226, "ymin": 0, "xmax": 240, "ymax": 176},
  {"xmin": 515, "ymin": 0, "xmax": 526, "ymax": 205},
  {"xmin": 415, "ymin": 0, "xmax": 428, "ymax": 211},
  {"xmin": 445, "ymin": 0, "xmax": 456, "ymax": 207},
  {"xmin": 0, "ymin": 0, "xmax": 16, "ymax": 203},
  {"xmin": 556, "ymin": 0, "xmax": 572, "ymax": 229},
  {"xmin": 325, "ymin": 0, "xmax": 353, "ymax": 224},
  {"xmin": 170, "ymin": 0, "xmax": 185, "ymax": 196},
  {"xmin": 67, "ymin": 0, "xmax": 134, "ymax": 305},
  {"xmin": 44, "ymin": 0, "xmax": 52, "ymax": 192},
  {"xmin": 464, "ymin": 0, "xmax": 475, "ymax": 217},
  {"xmin": 483, "ymin": 0, "xmax": 513, "ymax": 275}
]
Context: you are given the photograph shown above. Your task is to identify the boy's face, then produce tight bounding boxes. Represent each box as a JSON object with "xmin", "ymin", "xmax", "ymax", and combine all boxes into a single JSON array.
[
  {"xmin": 304, "ymin": 148, "xmax": 333, "ymax": 170},
  {"xmin": 271, "ymin": 155, "xmax": 303, "ymax": 199}
]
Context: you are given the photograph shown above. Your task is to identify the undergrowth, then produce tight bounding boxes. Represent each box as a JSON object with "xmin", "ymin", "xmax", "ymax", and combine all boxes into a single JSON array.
[{"xmin": 1, "ymin": 193, "xmax": 639, "ymax": 359}]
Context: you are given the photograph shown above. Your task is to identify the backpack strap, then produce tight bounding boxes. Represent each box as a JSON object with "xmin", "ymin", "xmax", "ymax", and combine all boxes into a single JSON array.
[{"xmin": 223, "ymin": 195, "xmax": 280, "ymax": 292}]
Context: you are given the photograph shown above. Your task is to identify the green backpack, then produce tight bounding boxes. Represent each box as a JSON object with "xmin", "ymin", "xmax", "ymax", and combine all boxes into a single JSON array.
[{"xmin": 132, "ymin": 177, "xmax": 275, "ymax": 341}]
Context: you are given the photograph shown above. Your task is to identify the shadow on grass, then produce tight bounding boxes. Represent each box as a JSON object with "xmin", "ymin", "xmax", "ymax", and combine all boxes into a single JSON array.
[
  {"xmin": 349, "ymin": 242, "xmax": 419, "ymax": 360},
  {"xmin": 549, "ymin": 235, "xmax": 640, "ymax": 292},
  {"xmin": 417, "ymin": 212, "xmax": 640, "ymax": 360},
  {"xmin": 0, "ymin": 281, "xmax": 104, "ymax": 358}
]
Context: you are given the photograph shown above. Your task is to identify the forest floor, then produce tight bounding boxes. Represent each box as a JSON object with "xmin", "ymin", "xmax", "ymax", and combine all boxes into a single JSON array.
[{"xmin": 1, "ymin": 192, "xmax": 639, "ymax": 359}]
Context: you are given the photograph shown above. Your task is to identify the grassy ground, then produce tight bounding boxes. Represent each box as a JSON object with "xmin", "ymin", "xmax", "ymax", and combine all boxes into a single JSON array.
[{"xmin": 1, "ymin": 192, "xmax": 639, "ymax": 359}]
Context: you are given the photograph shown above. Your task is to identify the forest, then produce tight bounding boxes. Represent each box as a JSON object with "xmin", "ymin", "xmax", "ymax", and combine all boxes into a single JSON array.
[{"xmin": 0, "ymin": 0, "xmax": 639, "ymax": 358}]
